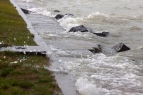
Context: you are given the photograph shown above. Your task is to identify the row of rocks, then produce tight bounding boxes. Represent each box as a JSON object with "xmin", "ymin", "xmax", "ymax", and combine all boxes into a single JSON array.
[
  {"xmin": 68, "ymin": 25, "xmax": 109, "ymax": 37},
  {"xmin": 54, "ymin": 12, "xmax": 130, "ymax": 55},
  {"xmin": 88, "ymin": 43, "xmax": 130, "ymax": 54},
  {"xmin": 21, "ymin": 8, "xmax": 131, "ymax": 55},
  {"xmin": 55, "ymin": 14, "xmax": 109, "ymax": 37},
  {"xmin": 21, "ymin": 8, "xmax": 109, "ymax": 37}
]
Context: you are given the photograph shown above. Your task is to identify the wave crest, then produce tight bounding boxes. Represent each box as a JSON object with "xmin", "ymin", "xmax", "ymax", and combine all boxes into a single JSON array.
[{"xmin": 28, "ymin": 7, "xmax": 53, "ymax": 17}]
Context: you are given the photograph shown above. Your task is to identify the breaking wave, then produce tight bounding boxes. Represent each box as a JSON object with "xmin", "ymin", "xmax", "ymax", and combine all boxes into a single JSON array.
[
  {"xmin": 63, "ymin": 53, "xmax": 143, "ymax": 95},
  {"xmin": 28, "ymin": 7, "xmax": 53, "ymax": 17}
]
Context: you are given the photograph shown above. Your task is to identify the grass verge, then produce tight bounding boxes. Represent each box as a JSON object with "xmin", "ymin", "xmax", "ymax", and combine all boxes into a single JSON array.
[
  {"xmin": 0, "ymin": 0, "xmax": 62, "ymax": 95},
  {"xmin": 0, "ymin": 0, "xmax": 36, "ymax": 45}
]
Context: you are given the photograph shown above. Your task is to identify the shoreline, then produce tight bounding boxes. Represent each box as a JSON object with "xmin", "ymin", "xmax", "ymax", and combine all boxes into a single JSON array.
[
  {"xmin": 0, "ymin": 0, "xmax": 62, "ymax": 94},
  {"xmin": 10, "ymin": 0, "xmax": 80, "ymax": 95}
]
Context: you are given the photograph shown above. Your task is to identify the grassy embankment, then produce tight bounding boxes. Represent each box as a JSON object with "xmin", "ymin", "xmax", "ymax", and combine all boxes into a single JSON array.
[{"xmin": 0, "ymin": 0, "xmax": 62, "ymax": 95}]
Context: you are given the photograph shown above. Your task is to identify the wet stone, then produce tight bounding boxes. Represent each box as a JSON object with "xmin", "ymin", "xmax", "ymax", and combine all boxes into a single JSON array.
[
  {"xmin": 54, "ymin": 10, "xmax": 60, "ymax": 12},
  {"xmin": 21, "ymin": 8, "xmax": 30, "ymax": 14},
  {"xmin": 112, "ymin": 43, "xmax": 130, "ymax": 52},
  {"xmin": 68, "ymin": 25, "xmax": 88, "ymax": 32},
  {"xmin": 93, "ymin": 32, "xmax": 109, "ymax": 37},
  {"xmin": 88, "ymin": 45, "xmax": 102, "ymax": 54},
  {"xmin": 65, "ymin": 13, "xmax": 74, "ymax": 17},
  {"xmin": 55, "ymin": 14, "xmax": 64, "ymax": 20}
]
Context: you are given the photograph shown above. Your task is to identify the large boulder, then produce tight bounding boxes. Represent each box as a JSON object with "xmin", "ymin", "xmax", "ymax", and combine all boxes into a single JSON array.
[
  {"xmin": 69, "ymin": 25, "xmax": 88, "ymax": 32},
  {"xmin": 93, "ymin": 32, "xmax": 109, "ymax": 37},
  {"xmin": 112, "ymin": 43, "xmax": 130, "ymax": 52},
  {"xmin": 21, "ymin": 8, "xmax": 30, "ymax": 14},
  {"xmin": 55, "ymin": 14, "xmax": 64, "ymax": 20}
]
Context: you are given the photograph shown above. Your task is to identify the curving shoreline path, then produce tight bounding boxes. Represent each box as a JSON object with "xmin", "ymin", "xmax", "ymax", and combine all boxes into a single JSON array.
[{"xmin": 10, "ymin": 0, "xmax": 81, "ymax": 95}]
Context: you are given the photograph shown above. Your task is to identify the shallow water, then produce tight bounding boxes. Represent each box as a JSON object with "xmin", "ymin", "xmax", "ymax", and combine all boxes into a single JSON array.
[{"xmin": 22, "ymin": 0, "xmax": 143, "ymax": 95}]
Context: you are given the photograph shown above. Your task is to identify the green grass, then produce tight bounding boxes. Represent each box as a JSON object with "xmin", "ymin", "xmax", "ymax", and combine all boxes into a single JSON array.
[
  {"xmin": 0, "ymin": 0, "xmax": 36, "ymax": 45},
  {"xmin": 0, "ymin": 52, "xmax": 60, "ymax": 95},
  {"xmin": 0, "ymin": 0, "xmax": 62, "ymax": 95}
]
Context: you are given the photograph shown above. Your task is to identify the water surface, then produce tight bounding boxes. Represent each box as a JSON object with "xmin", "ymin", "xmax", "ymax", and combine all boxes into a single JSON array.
[{"xmin": 23, "ymin": 0, "xmax": 143, "ymax": 95}]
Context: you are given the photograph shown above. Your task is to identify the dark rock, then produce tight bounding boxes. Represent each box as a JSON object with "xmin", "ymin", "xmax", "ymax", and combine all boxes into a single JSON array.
[
  {"xmin": 65, "ymin": 13, "xmax": 74, "ymax": 17},
  {"xmin": 69, "ymin": 25, "xmax": 88, "ymax": 32},
  {"xmin": 88, "ymin": 45, "xmax": 102, "ymax": 54},
  {"xmin": 54, "ymin": 10, "xmax": 60, "ymax": 12},
  {"xmin": 93, "ymin": 32, "xmax": 109, "ymax": 37},
  {"xmin": 21, "ymin": 8, "xmax": 30, "ymax": 14},
  {"xmin": 112, "ymin": 43, "xmax": 130, "ymax": 52},
  {"xmin": 55, "ymin": 14, "xmax": 64, "ymax": 20},
  {"xmin": 15, "ymin": 46, "xmax": 26, "ymax": 49},
  {"xmin": 21, "ymin": 51, "xmax": 46, "ymax": 56}
]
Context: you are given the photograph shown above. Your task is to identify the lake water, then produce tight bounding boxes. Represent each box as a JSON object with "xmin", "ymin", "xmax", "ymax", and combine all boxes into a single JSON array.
[{"xmin": 22, "ymin": 0, "xmax": 143, "ymax": 95}]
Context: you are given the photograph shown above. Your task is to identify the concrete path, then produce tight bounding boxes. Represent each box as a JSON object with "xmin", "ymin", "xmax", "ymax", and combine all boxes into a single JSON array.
[
  {"xmin": 0, "ymin": 46, "xmax": 46, "ymax": 56},
  {"xmin": 11, "ymin": 0, "xmax": 86, "ymax": 95}
]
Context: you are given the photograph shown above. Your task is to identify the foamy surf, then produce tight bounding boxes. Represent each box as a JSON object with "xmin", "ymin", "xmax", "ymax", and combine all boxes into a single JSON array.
[
  {"xmin": 28, "ymin": 7, "xmax": 53, "ymax": 17},
  {"xmin": 63, "ymin": 53, "xmax": 143, "ymax": 95},
  {"xmin": 22, "ymin": 0, "xmax": 33, "ymax": 2},
  {"xmin": 19, "ymin": 0, "xmax": 143, "ymax": 95}
]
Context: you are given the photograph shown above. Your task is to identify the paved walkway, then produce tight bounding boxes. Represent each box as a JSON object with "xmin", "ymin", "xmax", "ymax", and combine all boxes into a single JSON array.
[
  {"xmin": 10, "ymin": 0, "xmax": 82, "ymax": 95},
  {"xmin": 0, "ymin": 46, "xmax": 46, "ymax": 55}
]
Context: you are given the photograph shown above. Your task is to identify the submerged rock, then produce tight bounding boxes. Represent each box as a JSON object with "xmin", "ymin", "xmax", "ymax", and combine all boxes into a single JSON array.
[
  {"xmin": 88, "ymin": 45, "xmax": 102, "ymax": 54},
  {"xmin": 93, "ymin": 32, "xmax": 109, "ymax": 37},
  {"xmin": 55, "ymin": 13, "xmax": 74, "ymax": 20},
  {"xmin": 21, "ymin": 8, "xmax": 30, "ymax": 14},
  {"xmin": 54, "ymin": 10, "xmax": 60, "ymax": 12},
  {"xmin": 55, "ymin": 14, "xmax": 64, "ymax": 20},
  {"xmin": 69, "ymin": 25, "xmax": 88, "ymax": 32},
  {"xmin": 89, "ymin": 43, "xmax": 130, "ymax": 55},
  {"xmin": 65, "ymin": 13, "xmax": 74, "ymax": 17},
  {"xmin": 69, "ymin": 25, "xmax": 109, "ymax": 37},
  {"xmin": 112, "ymin": 43, "xmax": 130, "ymax": 52}
]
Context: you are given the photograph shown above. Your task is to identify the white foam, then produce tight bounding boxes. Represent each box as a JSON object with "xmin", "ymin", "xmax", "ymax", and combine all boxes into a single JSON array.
[
  {"xmin": 50, "ymin": 45, "xmax": 59, "ymax": 52},
  {"xmin": 76, "ymin": 77, "xmax": 99, "ymax": 95},
  {"xmin": 137, "ymin": 45, "xmax": 143, "ymax": 49},
  {"xmin": 28, "ymin": 7, "xmax": 53, "ymax": 17},
  {"xmin": 57, "ymin": 12, "xmax": 108, "ymax": 26},
  {"xmin": 55, "ymin": 11, "xmax": 130, "ymax": 38},
  {"xmin": 22, "ymin": 0, "xmax": 33, "ymax": 2},
  {"xmin": 87, "ymin": 12, "xmax": 109, "ymax": 19},
  {"xmin": 63, "ymin": 53, "xmax": 143, "ymax": 95},
  {"xmin": 44, "ymin": 66, "xmax": 68, "ymax": 74},
  {"xmin": 57, "ymin": 16, "xmax": 80, "ymax": 30}
]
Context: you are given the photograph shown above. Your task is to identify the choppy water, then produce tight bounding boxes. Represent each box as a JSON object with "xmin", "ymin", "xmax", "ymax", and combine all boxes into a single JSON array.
[{"xmin": 23, "ymin": 0, "xmax": 143, "ymax": 95}]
